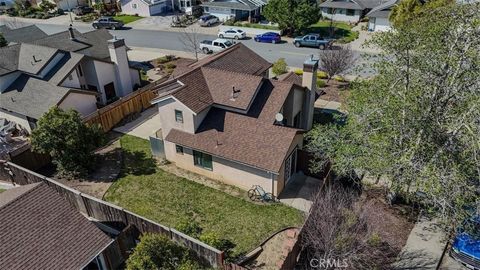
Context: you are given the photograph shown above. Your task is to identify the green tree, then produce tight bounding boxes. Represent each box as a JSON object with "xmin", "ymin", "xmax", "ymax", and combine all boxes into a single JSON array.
[
  {"xmin": 306, "ymin": 3, "xmax": 480, "ymax": 227},
  {"xmin": 39, "ymin": 0, "xmax": 56, "ymax": 12},
  {"xmin": 31, "ymin": 107, "xmax": 104, "ymax": 178},
  {"xmin": 0, "ymin": 33, "xmax": 7, "ymax": 47},
  {"xmin": 263, "ymin": 0, "xmax": 319, "ymax": 33},
  {"xmin": 126, "ymin": 234, "xmax": 205, "ymax": 270},
  {"xmin": 272, "ymin": 58, "xmax": 288, "ymax": 76},
  {"xmin": 389, "ymin": 0, "xmax": 453, "ymax": 28}
]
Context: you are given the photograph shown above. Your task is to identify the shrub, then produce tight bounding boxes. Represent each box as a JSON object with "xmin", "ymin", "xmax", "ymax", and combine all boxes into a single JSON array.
[
  {"xmin": 316, "ymin": 79, "xmax": 326, "ymax": 88},
  {"xmin": 294, "ymin": 69, "xmax": 303, "ymax": 75},
  {"xmin": 176, "ymin": 219, "xmax": 202, "ymax": 238},
  {"xmin": 272, "ymin": 58, "xmax": 288, "ymax": 76},
  {"xmin": 317, "ymin": 71, "xmax": 328, "ymax": 79},
  {"xmin": 367, "ymin": 232, "xmax": 382, "ymax": 247},
  {"xmin": 57, "ymin": 8, "xmax": 64, "ymax": 15},
  {"xmin": 165, "ymin": 63, "xmax": 176, "ymax": 69},
  {"xmin": 199, "ymin": 232, "xmax": 236, "ymax": 260},
  {"xmin": 39, "ymin": 0, "xmax": 55, "ymax": 12},
  {"xmin": 31, "ymin": 107, "xmax": 104, "ymax": 178},
  {"xmin": 126, "ymin": 234, "xmax": 205, "ymax": 270},
  {"xmin": 333, "ymin": 75, "xmax": 346, "ymax": 82}
]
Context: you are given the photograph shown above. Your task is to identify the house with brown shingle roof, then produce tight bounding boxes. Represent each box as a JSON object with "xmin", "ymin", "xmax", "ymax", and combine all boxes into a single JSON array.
[
  {"xmin": 151, "ymin": 43, "xmax": 319, "ymax": 196},
  {"xmin": 0, "ymin": 183, "xmax": 119, "ymax": 270}
]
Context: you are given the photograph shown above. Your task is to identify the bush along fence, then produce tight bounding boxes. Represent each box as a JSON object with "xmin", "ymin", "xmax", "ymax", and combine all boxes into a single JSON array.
[
  {"xmin": 83, "ymin": 77, "xmax": 168, "ymax": 132},
  {"xmin": 0, "ymin": 161, "xmax": 225, "ymax": 268}
]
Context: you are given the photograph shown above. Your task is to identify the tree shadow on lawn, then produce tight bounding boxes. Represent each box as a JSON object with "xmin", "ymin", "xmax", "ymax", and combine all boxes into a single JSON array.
[{"xmin": 121, "ymin": 150, "xmax": 157, "ymax": 176}]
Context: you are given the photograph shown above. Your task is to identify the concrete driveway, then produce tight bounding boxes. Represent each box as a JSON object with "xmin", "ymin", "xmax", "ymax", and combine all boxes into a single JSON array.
[
  {"xmin": 278, "ymin": 173, "xmax": 323, "ymax": 212},
  {"xmin": 113, "ymin": 107, "xmax": 161, "ymax": 139}
]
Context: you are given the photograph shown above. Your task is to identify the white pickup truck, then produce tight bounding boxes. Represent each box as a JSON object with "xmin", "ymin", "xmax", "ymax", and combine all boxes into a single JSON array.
[{"xmin": 200, "ymin": 39, "xmax": 234, "ymax": 54}]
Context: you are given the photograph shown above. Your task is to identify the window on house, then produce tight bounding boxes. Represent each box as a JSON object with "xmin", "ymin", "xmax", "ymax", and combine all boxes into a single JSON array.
[
  {"xmin": 68, "ymin": 74, "xmax": 73, "ymax": 80},
  {"xmin": 187, "ymin": 1, "xmax": 191, "ymax": 7},
  {"xmin": 231, "ymin": 9, "xmax": 234, "ymax": 13},
  {"xmin": 204, "ymin": 6, "xmax": 209, "ymax": 12},
  {"xmin": 175, "ymin": 110, "xmax": 183, "ymax": 123},
  {"xmin": 346, "ymin": 9, "xmax": 355, "ymax": 16},
  {"xmin": 193, "ymin": 150, "xmax": 213, "ymax": 170},
  {"xmin": 180, "ymin": 1, "xmax": 184, "ymax": 7},
  {"xmin": 132, "ymin": 3, "xmax": 137, "ymax": 8},
  {"xmin": 77, "ymin": 65, "xmax": 83, "ymax": 77},
  {"xmin": 176, "ymin": 145, "xmax": 184, "ymax": 154}
]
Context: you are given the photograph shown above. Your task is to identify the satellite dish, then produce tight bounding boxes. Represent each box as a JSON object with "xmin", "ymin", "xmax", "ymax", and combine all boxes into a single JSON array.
[{"xmin": 275, "ymin": 113, "xmax": 284, "ymax": 122}]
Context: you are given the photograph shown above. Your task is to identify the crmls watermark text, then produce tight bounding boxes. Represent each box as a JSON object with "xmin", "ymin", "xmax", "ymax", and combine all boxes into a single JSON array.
[{"xmin": 310, "ymin": 258, "xmax": 349, "ymax": 269}]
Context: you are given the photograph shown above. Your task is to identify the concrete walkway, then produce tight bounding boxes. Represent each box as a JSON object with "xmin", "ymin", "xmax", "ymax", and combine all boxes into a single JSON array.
[
  {"xmin": 113, "ymin": 107, "xmax": 161, "ymax": 139},
  {"xmin": 278, "ymin": 173, "xmax": 322, "ymax": 212},
  {"xmin": 392, "ymin": 216, "xmax": 448, "ymax": 270}
]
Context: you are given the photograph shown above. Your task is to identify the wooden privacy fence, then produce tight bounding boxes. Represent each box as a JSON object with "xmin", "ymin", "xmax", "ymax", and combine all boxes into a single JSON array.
[
  {"xmin": 83, "ymin": 77, "xmax": 168, "ymax": 132},
  {"xmin": 0, "ymin": 161, "xmax": 224, "ymax": 268}
]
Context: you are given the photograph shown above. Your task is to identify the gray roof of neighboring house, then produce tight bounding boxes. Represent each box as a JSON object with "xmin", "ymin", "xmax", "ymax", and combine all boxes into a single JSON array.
[
  {"xmin": 201, "ymin": 0, "xmax": 258, "ymax": 10},
  {"xmin": 46, "ymin": 52, "xmax": 85, "ymax": 85},
  {"xmin": 320, "ymin": 0, "xmax": 385, "ymax": 10},
  {"xmin": 1, "ymin": 74, "xmax": 72, "ymax": 119},
  {"xmin": 32, "ymin": 28, "xmax": 113, "ymax": 60},
  {"xmin": 0, "ymin": 183, "xmax": 113, "ymax": 270},
  {"xmin": 366, "ymin": 0, "xmax": 397, "ymax": 17},
  {"xmin": 0, "ymin": 43, "xmax": 59, "ymax": 76},
  {"xmin": 0, "ymin": 25, "xmax": 48, "ymax": 44}
]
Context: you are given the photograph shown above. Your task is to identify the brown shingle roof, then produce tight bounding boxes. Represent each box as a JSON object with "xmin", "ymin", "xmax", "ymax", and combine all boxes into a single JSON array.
[
  {"xmin": 0, "ymin": 183, "xmax": 113, "ymax": 270},
  {"xmin": 166, "ymin": 80, "xmax": 300, "ymax": 172},
  {"xmin": 278, "ymin": 72, "xmax": 302, "ymax": 86},
  {"xmin": 189, "ymin": 43, "xmax": 271, "ymax": 76}
]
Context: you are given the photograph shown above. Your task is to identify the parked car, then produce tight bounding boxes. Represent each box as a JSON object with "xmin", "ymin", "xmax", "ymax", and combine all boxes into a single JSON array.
[
  {"xmin": 72, "ymin": 6, "xmax": 94, "ymax": 16},
  {"xmin": 200, "ymin": 38, "xmax": 233, "ymax": 54},
  {"xmin": 293, "ymin": 34, "xmax": 334, "ymax": 49},
  {"xmin": 198, "ymin": 15, "xmax": 219, "ymax": 27},
  {"xmin": 254, "ymin": 32, "xmax": 281, "ymax": 44},
  {"xmin": 218, "ymin": 28, "xmax": 246, "ymax": 40},
  {"xmin": 92, "ymin": 17, "xmax": 124, "ymax": 30},
  {"xmin": 450, "ymin": 216, "xmax": 480, "ymax": 270}
]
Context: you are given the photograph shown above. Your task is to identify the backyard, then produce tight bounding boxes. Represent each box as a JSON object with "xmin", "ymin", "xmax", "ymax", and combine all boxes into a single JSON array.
[
  {"xmin": 306, "ymin": 20, "xmax": 359, "ymax": 43},
  {"xmin": 104, "ymin": 135, "xmax": 304, "ymax": 259}
]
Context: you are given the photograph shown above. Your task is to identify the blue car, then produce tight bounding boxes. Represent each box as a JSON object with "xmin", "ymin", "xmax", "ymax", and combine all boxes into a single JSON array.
[
  {"xmin": 254, "ymin": 32, "xmax": 281, "ymax": 44},
  {"xmin": 451, "ymin": 216, "xmax": 480, "ymax": 269}
]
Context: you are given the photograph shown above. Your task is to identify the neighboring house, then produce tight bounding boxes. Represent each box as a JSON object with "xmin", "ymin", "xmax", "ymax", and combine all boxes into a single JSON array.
[
  {"xmin": 120, "ymin": 0, "xmax": 172, "ymax": 17},
  {"xmin": 201, "ymin": 0, "xmax": 266, "ymax": 22},
  {"xmin": 150, "ymin": 44, "xmax": 319, "ymax": 197},
  {"xmin": 366, "ymin": 0, "xmax": 397, "ymax": 31},
  {"xmin": 0, "ymin": 25, "xmax": 48, "ymax": 44},
  {"xmin": 0, "ymin": 183, "xmax": 119, "ymax": 270},
  {"xmin": 319, "ymin": 0, "xmax": 384, "ymax": 22},
  {"xmin": 0, "ymin": 26, "xmax": 141, "ymax": 132}
]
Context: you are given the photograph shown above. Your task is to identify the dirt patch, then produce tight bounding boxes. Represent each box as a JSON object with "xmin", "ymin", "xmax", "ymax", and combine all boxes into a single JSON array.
[
  {"xmin": 318, "ymin": 80, "xmax": 350, "ymax": 103},
  {"xmin": 50, "ymin": 139, "xmax": 123, "ymax": 199},
  {"xmin": 245, "ymin": 228, "xmax": 300, "ymax": 270}
]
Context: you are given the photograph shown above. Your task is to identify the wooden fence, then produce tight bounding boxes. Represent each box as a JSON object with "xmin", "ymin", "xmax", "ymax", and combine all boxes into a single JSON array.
[
  {"xmin": 83, "ymin": 77, "xmax": 168, "ymax": 132},
  {"xmin": 0, "ymin": 161, "xmax": 224, "ymax": 268}
]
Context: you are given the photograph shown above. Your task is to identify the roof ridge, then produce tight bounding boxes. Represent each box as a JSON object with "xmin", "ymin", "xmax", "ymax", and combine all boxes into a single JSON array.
[
  {"xmin": 189, "ymin": 43, "xmax": 241, "ymax": 68},
  {"xmin": 200, "ymin": 66, "xmax": 263, "ymax": 78},
  {"xmin": 0, "ymin": 183, "xmax": 42, "ymax": 211}
]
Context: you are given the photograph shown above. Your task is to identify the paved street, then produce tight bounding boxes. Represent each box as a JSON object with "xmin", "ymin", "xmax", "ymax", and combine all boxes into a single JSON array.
[{"xmin": 28, "ymin": 22, "xmax": 375, "ymax": 76}]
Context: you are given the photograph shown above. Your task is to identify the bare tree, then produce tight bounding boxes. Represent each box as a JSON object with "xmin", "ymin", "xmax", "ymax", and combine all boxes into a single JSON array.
[
  {"xmin": 300, "ymin": 186, "xmax": 394, "ymax": 269},
  {"xmin": 319, "ymin": 46, "xmax": 356, "ymax": 82},
  {"xmin": 179, "ymin": 27, "xmax": 202, "ymax": 61}
]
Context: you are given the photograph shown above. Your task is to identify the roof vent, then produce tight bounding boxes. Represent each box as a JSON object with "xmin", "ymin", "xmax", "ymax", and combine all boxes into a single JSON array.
[{"xmin": 230, "ymin": 86, "xmax": 240, "ymax": 101}]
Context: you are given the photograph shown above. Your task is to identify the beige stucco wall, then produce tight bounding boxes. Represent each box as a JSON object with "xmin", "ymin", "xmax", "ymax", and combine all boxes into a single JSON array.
[
  {"xmin": 157, "ymin": 97, "xmax": 196, "ymax": 136},
  {"xmin": 58, "ymin": 92, "xmax": 98, "ymax": 117},
  {"xmin": 164, "ymin": 141, "xmax": 278, "ymax": 194},
  {"xmin": 282, "ymin": 87, "xmax": 305, "ymax": 127}
]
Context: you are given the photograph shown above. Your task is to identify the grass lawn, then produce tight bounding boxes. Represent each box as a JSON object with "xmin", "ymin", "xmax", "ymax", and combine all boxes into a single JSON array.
[
  {"xmin": 113, "ymin": 14, "xmax": 143, "ymax": 24},
  {"xmin": 0, "ymin": 188, "xmax": 5, "ymax": 193},
  {"xmin": 306, "ymin": 20, "xmax": 359, "ymax": 43},
  {"xmin": 104, "ymin": 135, "xmax": 304, "ymax": 258}
]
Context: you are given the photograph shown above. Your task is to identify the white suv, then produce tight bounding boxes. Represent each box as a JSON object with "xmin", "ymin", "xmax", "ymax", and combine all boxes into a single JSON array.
[{"xmin": 218, "ymin": 28, "xmax": 246, "ymax": 40}]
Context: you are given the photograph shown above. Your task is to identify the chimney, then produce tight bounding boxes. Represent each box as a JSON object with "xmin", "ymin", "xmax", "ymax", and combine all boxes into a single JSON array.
[
  {"xmin": 108, "ymin": 38, "xmax": 133, "ymax": 98},
  {"xmin": 68, "ymin": 24, "xmax": 75, "ymax": 40},
  {"xmin": 302, "ymin": 55, "xmax": 319, "ymax": 130}
]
